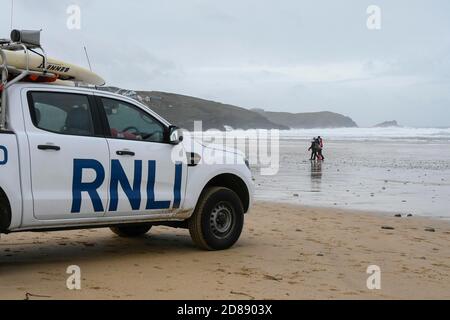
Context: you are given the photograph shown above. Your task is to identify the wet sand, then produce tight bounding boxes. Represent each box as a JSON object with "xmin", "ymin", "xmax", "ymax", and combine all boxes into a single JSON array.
[
  {"xmin": 253, "ymin": 139, "xmax": 450, "ymax": 219},
  {"xmin": 1, "ymin": 201, "xmax": 449, "ymax": 300}
]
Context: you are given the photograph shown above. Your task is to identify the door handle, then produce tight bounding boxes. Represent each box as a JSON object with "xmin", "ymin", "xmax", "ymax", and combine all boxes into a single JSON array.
[
  {"xmin": 187, "ymin": 152, "xmax": 201, "ymax": 167},
  {"xmin": 38, "ymin": 145, "xmax": 61, "ymax": 151},
  {"xmin": 116, "ymin": 150, "xmax": 135, "ymax": 156}
]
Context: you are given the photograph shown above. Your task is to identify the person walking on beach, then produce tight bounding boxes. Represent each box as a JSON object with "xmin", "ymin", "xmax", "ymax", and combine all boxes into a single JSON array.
[
  {"xmin": 308, "ymin": 137, "xmax": 325, "ymax": 161},
  {"xmin": 317, "ymin": 136, "xmax": 324, "ymax": 161},
  {"xmin": 308, "ymin": 138, "xmax": 319, "ymax": 160}
]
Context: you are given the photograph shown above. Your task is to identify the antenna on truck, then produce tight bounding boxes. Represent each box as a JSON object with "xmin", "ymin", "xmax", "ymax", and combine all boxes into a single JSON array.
[
  {"xmin": 83, "ymin": 46, "xmax": 98, "ymax": 89},
  {"xmin": 10, "ymin": 0, "xmax": 14, "ymax": 31},
  {"xmin": 83, "ymin": 46, "xmax": 92, "ymax": 71}
]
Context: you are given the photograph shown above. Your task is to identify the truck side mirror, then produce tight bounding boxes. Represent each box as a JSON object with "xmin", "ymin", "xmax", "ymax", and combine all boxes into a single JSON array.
[{"xmin": 168, "ymin": 125, "xmax": 183, "ymax": 145}]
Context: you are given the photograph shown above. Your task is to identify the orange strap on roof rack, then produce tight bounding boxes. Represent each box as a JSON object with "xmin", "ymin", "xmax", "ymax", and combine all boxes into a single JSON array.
[{"xmin": 25, "ymin": 73, "xmax": 58, "ymax": 83}]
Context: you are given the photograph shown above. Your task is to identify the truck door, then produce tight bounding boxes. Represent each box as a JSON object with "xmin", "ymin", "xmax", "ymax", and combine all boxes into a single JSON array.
[
  {"xmin": 25, "ymin": 90, "xmax": 110, "ymax": 220},
  {"xmin": 97, "ymin": 96, "xmax": 187, "ymax": 217}
]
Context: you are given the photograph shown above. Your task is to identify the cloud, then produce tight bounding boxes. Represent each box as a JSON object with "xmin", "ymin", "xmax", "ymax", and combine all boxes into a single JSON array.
[{"xmin": 1, "ymin": 0, "xmax": 450, "ymax": 126}]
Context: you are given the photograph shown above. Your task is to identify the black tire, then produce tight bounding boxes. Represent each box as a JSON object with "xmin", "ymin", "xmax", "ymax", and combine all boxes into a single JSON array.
[
  {"xmin": 0, "ymin": 205, "xmax": 10, "ymax": 233},
  {"xmin": 110, "ymin": 223, "xmax": 152, "ymax": 238},
  {"xmin": 0, "ymin": 191, "xmax": 11, "ymax": 233},
  {"xmin": 188, "ymin": 187, "xmax": 244, "ymax": 251}
]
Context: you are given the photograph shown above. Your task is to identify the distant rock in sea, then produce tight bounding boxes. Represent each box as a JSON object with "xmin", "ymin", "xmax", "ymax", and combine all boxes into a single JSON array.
[{"xmin": 373, "ymin": 120, "xmax": 400, "ymax": 128}]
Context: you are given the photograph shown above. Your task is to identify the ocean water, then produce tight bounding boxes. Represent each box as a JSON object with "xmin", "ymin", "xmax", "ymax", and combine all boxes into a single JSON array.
[
  {"xmin": 278, "ymin": 127, "xmax": 450, "ymax": 142},
  {"xmin": 196, "ymin": 127, "xmax": 450, "ymax": 219}
]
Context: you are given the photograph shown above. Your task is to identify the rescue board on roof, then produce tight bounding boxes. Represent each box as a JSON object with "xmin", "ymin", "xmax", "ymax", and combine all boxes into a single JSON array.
[{"xmin": 2, "ymin": 49, "xmax": 105, "ymax": 86}]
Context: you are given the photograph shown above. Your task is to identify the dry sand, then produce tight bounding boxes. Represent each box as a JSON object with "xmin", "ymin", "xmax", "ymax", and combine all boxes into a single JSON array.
[{"xmin": 0, "ymin": 201, "xmax": 449, "ymax": 300}]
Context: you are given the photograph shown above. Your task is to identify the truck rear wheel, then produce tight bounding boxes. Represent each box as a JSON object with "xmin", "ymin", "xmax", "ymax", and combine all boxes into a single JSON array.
[
  {"xmin": 188, "ymin": 187, "xmax": 244, "ymax": 251},
  {"xmin": 110, "ymin": 223, "xmax": 152, "ymax": 238}
]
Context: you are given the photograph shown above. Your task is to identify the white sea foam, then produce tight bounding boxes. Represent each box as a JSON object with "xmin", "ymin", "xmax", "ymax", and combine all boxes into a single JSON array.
[
  {"xmin": 278, "ymin": 127, "xmax": 450, "ymax": 142},
  {"xmin": 194, "ymin": 127, "xmax": 450, "ymax": 143}
]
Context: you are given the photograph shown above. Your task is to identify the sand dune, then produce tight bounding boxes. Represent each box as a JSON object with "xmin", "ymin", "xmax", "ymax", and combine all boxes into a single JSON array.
[{"xmin": 0, "ymin": 202, "xmax": 449, "ymax": 300}]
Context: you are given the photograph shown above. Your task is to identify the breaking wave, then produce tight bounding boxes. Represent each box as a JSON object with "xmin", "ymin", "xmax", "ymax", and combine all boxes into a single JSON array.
[{"xmin": 279, "ymin": 127, "xmax": 450, "ymax": 142}]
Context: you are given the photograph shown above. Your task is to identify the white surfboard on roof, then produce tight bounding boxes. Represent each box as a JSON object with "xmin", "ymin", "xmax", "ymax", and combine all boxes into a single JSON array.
[
  {"xmin": 3, "ymin": 50, "xmax": 105, "ymax": 86},
  {"xmin": 0, "ymin": 29, "xmax": 105, "ymax": 86}
]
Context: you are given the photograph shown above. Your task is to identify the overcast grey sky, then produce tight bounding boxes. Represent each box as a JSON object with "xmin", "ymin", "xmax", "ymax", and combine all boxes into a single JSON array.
[{"xmin": 1, "ymin": 0, "xmax": 449, "ymax": 127}]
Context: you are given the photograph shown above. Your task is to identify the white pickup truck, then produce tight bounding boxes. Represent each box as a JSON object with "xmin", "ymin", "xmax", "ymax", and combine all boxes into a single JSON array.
[{"xmin": 0, "ymin": 32, "xmax": 253, "ymax": 251}]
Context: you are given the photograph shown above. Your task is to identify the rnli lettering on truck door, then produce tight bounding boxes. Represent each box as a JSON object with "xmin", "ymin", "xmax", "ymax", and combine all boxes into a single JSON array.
[
  {"xmin": 0, "ymin": 146, "xmax": 7, "ymax": 165},
  {"xmin": 71, "ymin": 159, "xmax": 183, "ymax": 213}
]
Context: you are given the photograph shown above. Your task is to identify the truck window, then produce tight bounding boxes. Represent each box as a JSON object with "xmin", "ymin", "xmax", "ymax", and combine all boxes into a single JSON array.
[
  {"xmin": 101, "ymin": 97, "xmax": 165, "ymax": 143},
  {"xmin": 28, "ymin": 92, "xmax": 96, "ymax": 136}
]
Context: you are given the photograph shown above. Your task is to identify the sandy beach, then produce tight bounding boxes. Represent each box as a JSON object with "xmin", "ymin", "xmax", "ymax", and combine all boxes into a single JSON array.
[{"xmin": 1, "ymin": 201, "xmax": 449, "ymax": 300}]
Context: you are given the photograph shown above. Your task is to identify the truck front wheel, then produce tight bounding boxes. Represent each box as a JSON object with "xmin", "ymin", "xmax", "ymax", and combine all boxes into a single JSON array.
[
  {"xmin": 110, "ymin": 223, "xmax": 152, "ymax": 237},
  {"xmin": 188, "ymin": 187, "xmax": 244, "ymax": 250}
]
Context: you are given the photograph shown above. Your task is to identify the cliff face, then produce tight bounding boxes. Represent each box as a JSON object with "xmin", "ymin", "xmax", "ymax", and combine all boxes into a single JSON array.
[
  {"xmin": 134, "ymin": 91, "xmax": 289, "ymax": 131},
  {"xmin": 254, "ymin": 110, "xmax": 358, "ymax": 129},
  {"xmin": 98, "ymin": 87, "xmax": 358, "ymax": 130}
]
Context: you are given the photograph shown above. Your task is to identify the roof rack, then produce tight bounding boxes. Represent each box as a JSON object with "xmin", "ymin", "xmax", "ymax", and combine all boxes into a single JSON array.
[{"xmin": 0, "ymin": 29, "xmax": 55, "ymax": 130}]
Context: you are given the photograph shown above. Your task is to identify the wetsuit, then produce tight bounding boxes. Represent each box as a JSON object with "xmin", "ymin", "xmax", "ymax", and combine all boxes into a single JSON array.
[
  {"xmin": 317, "ymin": 138, "xmax": 324, "ymax": 160},
  {"xmin": 308, "ymin": 141, "xmax": 317, "ymax": 160}
]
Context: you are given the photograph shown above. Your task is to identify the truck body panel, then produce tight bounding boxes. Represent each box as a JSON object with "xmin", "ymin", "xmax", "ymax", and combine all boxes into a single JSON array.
[
  {"xmin": 0, "ymin": 132, "xmax": 22, "ymax": 230},
  {"xmin": 0, "ymin": 83, "xmax": 253, "ymax": 234}
]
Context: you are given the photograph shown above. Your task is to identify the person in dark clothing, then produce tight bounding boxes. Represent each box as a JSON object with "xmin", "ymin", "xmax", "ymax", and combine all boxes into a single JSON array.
[{"xmin": 308, "ymin": 138, "xmax": 319, "ymax": 160}]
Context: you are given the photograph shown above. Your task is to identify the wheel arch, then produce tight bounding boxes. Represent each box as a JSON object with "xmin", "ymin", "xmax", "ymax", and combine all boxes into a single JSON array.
[
  {"xmin": 202, "ymin": 173, "xmax": 250, "ymax": 213},
  {"xmin": 0, "ymin": 187, "xmax": 12, "ymax": 233}
]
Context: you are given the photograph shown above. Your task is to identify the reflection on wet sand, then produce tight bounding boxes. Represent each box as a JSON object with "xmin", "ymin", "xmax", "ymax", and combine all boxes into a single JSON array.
[
  {"xmin": 254, "ymin": 140, "xmax": 450, "ymax": 218},
  {"xmin": 310, "ymin": 160, "xmax": 322, "ymax": 192}
]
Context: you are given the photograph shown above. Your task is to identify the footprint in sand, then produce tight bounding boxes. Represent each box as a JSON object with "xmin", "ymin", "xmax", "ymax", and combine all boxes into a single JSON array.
[
  {"xmin": 81, "ymin": 242, "xmax": 95, "ymax": 247},
  {"xmin": 263, "ymin": 274, "xmax": 283, "ymax": 281}
]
